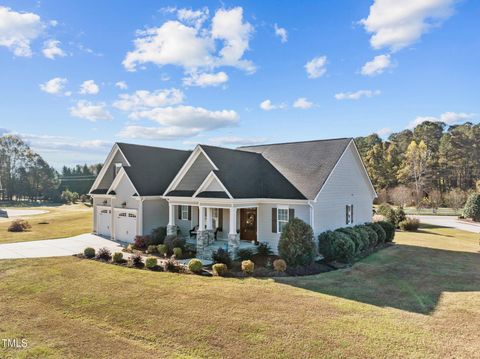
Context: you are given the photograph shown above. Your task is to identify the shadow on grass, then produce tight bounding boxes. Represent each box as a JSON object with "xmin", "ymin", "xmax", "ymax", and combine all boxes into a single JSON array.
[{"xmin": 275, "ymin": 244, "xmax": 480, "ymax": 315}]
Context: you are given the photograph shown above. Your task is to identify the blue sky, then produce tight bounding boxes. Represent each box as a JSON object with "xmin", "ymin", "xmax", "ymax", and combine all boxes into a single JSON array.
[{"xmin": 0, "ymin": 0, "xmax": 479, "ymax": 168}]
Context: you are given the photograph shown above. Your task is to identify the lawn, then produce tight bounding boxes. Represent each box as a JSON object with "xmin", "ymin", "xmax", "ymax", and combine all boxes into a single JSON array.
[
  {"xmin": 0, "ymin": 225, "xmax": 478, "ymax": 358},
  {"xmin": 0, "ymin": 204, "xmax": 92, "ymax": 244}
]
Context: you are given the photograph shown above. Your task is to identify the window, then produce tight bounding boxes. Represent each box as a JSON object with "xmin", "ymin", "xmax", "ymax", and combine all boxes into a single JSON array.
[
  {"xmin": 181, "ymin": 205, "xmax": 189, "ymax": 220},
  {"xmin": 277, "ymin": 208, "xmax": 289, "ymax": 233},
  {"xmin": 113, "ymin": 163, "xmax": 122, "ymax": 177},
  {"xmin": 203, "ymin": 208, "xmax": 219, "ymax": 228},
  {"xmin": 128, "ymin": 213, "xmax": 136, "ymax": 218},
  {"xmin": 346, "ymin": 204, "xmax": 354, "ymax": 224}
]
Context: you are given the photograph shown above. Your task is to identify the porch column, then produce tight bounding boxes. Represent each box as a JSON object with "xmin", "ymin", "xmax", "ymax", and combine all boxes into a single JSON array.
[
  {"xmin": 199, "ymin": 206, "xmax": 205, "ymax": 230},
  {"xmin": 206, "ymin": 207, "xmax": 213, "ymax": 230},
  {"xmin": 167, "ymin": 202, "xmax": 177, "ymax": 236},
  {"xmin": 228, "ymin": 207, "xmax": 240, "ymax": 258}
]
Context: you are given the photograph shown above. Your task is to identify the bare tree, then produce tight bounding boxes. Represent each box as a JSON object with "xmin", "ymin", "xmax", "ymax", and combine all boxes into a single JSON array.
[
  {"xmin": 445, "ymin": 188, "xmax": 467, "ymax": 214},
  {"xmin": 389, "ymin": 185, "xmax": 413, "ymax": 207},
  {"xmin": 429, "ymin": 189, "xmax": 442, "ymax": 213}
]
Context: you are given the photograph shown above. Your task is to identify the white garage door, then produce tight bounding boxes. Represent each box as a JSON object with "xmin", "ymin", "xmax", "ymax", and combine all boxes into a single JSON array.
[
  {"xmin": 96, "ymin": 207, "xmax": 112, "ymax": 237},
  {"xmin": 114, "ymin": 209, "xmax": 138, "ymax": 243}
]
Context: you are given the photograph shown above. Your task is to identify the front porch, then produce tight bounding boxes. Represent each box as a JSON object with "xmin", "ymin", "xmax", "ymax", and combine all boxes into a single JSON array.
[{"xmin": 166, "ymin": 202, "xmax": 259, "ymax": 259}]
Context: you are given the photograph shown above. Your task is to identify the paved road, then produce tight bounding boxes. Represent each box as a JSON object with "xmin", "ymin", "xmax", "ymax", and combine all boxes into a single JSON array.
[
  {"xmin": 414, "ymin": 215, "xmax": 480, "ymax": 233},
  {"xmin": 0, "ymin": 234, "xmax": 124, "ymax": 260}
]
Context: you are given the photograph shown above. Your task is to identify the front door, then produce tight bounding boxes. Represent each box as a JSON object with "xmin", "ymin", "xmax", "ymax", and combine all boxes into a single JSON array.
[{"xmin": 240, "ymin": 208, "xmax": 257, "ymax": 242}]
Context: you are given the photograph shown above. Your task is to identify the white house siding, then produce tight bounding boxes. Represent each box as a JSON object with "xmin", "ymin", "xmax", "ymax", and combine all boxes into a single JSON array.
[
  {"xmin": 176, "ymin": 153, "xmax": 213, "ymax": 190},
  {"xmin": 142, "ymin": 198, "xmax": 169, "ymax": 236},
  {"xmin": 92, "ymin": 196, "xmax": 112, "ymax": 233},
  {"xmin": 313, "ymin": 143, "xmax": 375, "ymax": 237},
  {"xmin": 257, "ymin": 203, "xmax": 310, "ymax": 253},
  {"xmin": 98, "ymin": 151, "xmax": 129, "ymax": 189},
  {"xmin": 111, "ymin": 175, "xmax": 139, "ymax": 210}
]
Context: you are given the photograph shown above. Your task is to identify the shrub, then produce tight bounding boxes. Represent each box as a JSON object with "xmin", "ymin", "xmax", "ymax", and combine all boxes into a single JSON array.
[
  {"xmin": 112, "ymin": 252, "xmax": 124, "ymax": 263},
  {"xmin": 83, "ymin": 247, "xmax": 95, "ymax": 258},
  {"xmin": 399, "ymin": 217, "xmax": 420, "ymax": 231},
  {"xmin": 336, "ymin": 227, "xmax": 363, "ymax": 253},
  {"xmin": 157, "ymin": 244, "xmax": 168, "ymax": 256},
  {"xmin": 463, "ymin": 193, "xmax": 480, "ymax": 221},
  {"xmin": 173, "ymin": 247, "xmax": 182, "ymax": 258},
  {"xmin": 376, "ymin": 203, "xmax": 396, "ymax": 224},
  {"xmin": 318, "ymin": 230, "xmax": 337, "ymax": 261},
  {"xmin": 211, "ymin": 248, "xmax": 232, "ymax": 268},
  {"xmin": 394, "ymin": 207, "xmax": 407, "ymax": 227},
  {"xmin": 145, "ymin": 256, "xmax": 157, "ymax": 269},
  {"xmin": 61, "ymin": 189, "xmax": 79, "ymax": 204},
  {"xmin": 96, "ymin": 247, "xmax": 112, "ymax": 261},
  {"xmin": 372, "ymin": 214, "xmax": 386, "ymax": 223},
  {"xmin": 353, "ymin": 225, "xmax": 371, "ymax": 250},
  {"xmin": 163, "ymin": 256, "xmax": 178, "ymax": 272},
  {"xmin": 212, "ymin": 263, "xmax": 228, "ymax": 276},
  {"xmin": 164, "ymin": 235, "xmax": 186, "ymax": 253},
  {"xmin": 331, "ymin": 231, "xmax": 356, "ymax": 263},
  {"xmin": 8, "ymin": 219, "xmax": 31, "ymax": 232},
  {"xmin": 236, "ymin": 248, "xmax": 254, "ymax": 261},
  {"xmin": 150, "ymin": 226, "xmax": 167, "ymax": 245},
  {"xmin": 366, "ymin": 222, "xmax": 386, "ymax": 244},
  {"xmin": 362, "ymin": 226, "xmax": 378, "ymax": 247},
  {"xmin": 134, "ymin": 235, "xmax": 150, "ymax": 250},
  {"xmin": 256, "ymin": 242, "xmax": 273, "ymax": 256},
  {"xmin": 278, "ymin": 218, "xmax": 316, "ymax": 266},
  {"xmin": 241, "ymin": 260, "xmax": 254, "ymax": 274},
  {"xmin": 126, "ymin": 244, "xmax": 135, "ymax": 252},
  {"xmin": 147, "ymin": 245, "xmax": 157, "ymax": 254},
  {"xmin": 273, "ymin": 258, "xmax": 287, "ymax": 272},
  {"xmin": 188, "ymin": 259, "xmax": 203, "ymax": 273},
  {"xmin": 377, "ymin": 221, "xmax": 395, "ymax": 242},
  {"xmin": 131, "ymin": 253, "xmax": 143, "ymax": 267}
]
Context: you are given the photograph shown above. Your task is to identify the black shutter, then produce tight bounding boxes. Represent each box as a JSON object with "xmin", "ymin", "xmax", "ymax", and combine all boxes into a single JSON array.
[
  {"xmin": 178, "ymin": 205, "xmax": 182, "ymax": 220},
  {"xmin": 218, "ymin": 209, "xmax": 223, "ymax": 231},
  {"xmin": 345, "ymin": 205, "xmax": 349, "ymax": 225},
  {"xmin": 289, "ymin": 208, "xmax": 295, "ymax": 221},
  {"xmin": 272, "ymin": 208, "xmax": 277, "ymax": 233},
  {"xmin": 188, "ymin": 206, "xmax": 191, "ymax": 220},
  {"xmin": 350, "ymin": 204, "xmax": 354, "ymax": 224}
]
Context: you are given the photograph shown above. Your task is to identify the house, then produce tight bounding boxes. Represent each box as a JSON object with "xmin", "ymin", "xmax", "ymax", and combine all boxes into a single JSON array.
[{"xmin": 89, "ymin": 138, "xmax": 376, "ymax": 258}]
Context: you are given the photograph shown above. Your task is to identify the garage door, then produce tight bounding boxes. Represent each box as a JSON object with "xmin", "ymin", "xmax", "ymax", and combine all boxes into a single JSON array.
[
  {"xmin": 97, "ymin": 207, "xmax": 112, "ymax": 237},
  {"xmin": 114, "ymin": 209, "xmax": 138, "ymax": 242}
]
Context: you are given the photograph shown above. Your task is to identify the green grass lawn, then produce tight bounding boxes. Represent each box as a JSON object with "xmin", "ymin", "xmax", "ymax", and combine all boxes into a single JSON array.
[
  {"xmin": 403, "ymin": 207, "xmax": 460, "ymax": 216},
  {"xmin": 0, "ymin": 225, "xmax": 479, "ymax": 358},
  {"xmin": 0, "ymin": 204, "xmax": 92, "ymax": 244}
]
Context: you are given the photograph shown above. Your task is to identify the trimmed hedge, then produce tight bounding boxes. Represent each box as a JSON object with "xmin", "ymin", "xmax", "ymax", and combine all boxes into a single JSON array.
[
  {"xmin": 377, "ymin": 221, "xmax": 395, "ymax": 242},
  {"xmin": 362, "ymin": 226, "xmax": 378, "ymax": 247},
  {"xmin": 336, "ymin": 227, "xmax": 363, "ymax": 253},
  {"xmin": 278, "ymin": 218, "xmax": 316, "ymax": 266},
  {"xmin": 366, "ymin": 222, "xmax": 386, "ymax": 244}
]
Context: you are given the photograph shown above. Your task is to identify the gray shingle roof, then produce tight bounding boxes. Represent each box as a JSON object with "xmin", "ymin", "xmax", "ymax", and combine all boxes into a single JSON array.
[
  {"xmin": 117, "ymin": 143, "xmax": 191, "ymax": 196},
  {"xmin": 239, "ymin": 138, "xmax": 352, "ymax": 200},
  {"xmin": 200, "ymin": 145, "xmax": 306, "ymax": 199}
]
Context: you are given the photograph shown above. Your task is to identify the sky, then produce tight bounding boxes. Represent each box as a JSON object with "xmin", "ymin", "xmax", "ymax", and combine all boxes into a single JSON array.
[{"xmin": 0, "ymin": 0, "xmax": 479, "ymax": 169}]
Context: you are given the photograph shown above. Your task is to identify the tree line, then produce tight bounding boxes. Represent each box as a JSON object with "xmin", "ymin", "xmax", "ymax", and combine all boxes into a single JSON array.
[
  {"xmin": 0, "ymin": 134, "xmax": 101, "ymax": 202},
  {"xmin": 356, "ymin": 121, "xmax": 480, "ymax": 208}
]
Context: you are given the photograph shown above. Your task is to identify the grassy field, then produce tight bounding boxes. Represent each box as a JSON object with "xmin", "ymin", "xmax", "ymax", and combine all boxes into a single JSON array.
[
  {"xmin": 0, "ymin": 204, "xmax": 92, "ymax": 244},
  {"xmin": 0, "ymin": 225, "xmax": 478, "ymax": 358},
  {"xmin": 403, "ymin": 207, "xmax": 460, "ymax": 216}
]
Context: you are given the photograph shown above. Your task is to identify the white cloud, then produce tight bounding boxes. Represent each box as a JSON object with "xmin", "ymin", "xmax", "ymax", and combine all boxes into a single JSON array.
[
  {"xmin": 0, "ymin": 6, "xmax": 44, "ymax": 57},
  {"xmin": 39, "ymin": 77, "xmax": 67, "ymax": 95},
  {"xmin": 113, "ymin": 89, "xmax": 184, "ymax": 111},
  {"xmin": 205, "ymin": 135, "xmax": 268, "ymax": 147},
  {"xmin": 408, "ymin": 112, "xmax": 476, "ymax": 128},
  {"xmin": 123, "ymin": 7, "xmax": 254, "ymax": 76},
  {"xmin": 274, "ymin": 23, "xmax": 287, "ymax": 43},
  {"xmin": 376, "ymin": 127, "xmax": 392, "ymax": 136},
  {"xmin": 305, "ymin": 56, "xmax": 327, "ymax": 79},
  {"xmin": 177, "ymin": 7, "xmax": 209, "ymax": 28},
  {"xmin": 293, "ymin": 97, "xmax": 313, "ymax": 109},
  {"xmin": 42, "ymin": 39, "xmax": 66, "ymax": 59},
  {"xmin": 70, "ymin": 100, "xmax": 113, "ymax": 121},
  {"xmin": 118, "ymin": 125, "xmax": 200, "ymax": 140},
  {"xmin": 360, "ymin": 0, "xmax": 456, "ymax": 52},
  {"xmin": 335, "ymin": 90, "xmax": 381, "ymax": 100},
  {"xmin": 183, "ymin": 71, "xmax": 228, "ymax": 87},
  {"xmin": 361, "ymin": 54, "xmax": 391, "ymax": 76},
  {"xmin": 260, "ymin": 99, "xmax": 286, "ymax": 111},
  {"xmin": 130, "ymin": 105, "xmax": 238, "ymax": 130},
  {"xmin": 20, "ymin": 133, "xmax": 111, "ymax": 153},
  {"xmin": 79, "ymin": 80, "xmax": 100, "ymax": 95},
  {"xmin": 115, "ymin": 81, "xmax": 128, "ymax": 90}
]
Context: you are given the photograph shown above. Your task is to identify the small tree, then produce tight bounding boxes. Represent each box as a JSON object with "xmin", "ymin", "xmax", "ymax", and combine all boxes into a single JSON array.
[
  {"xmin": 463, "ymin": 193, "xmax": 480, "ymax": 222},
  {"xmin": 389, "ymin": 185, "xmax": 413, "ymax": 207},
  {"xmin": 428, "ymin": 189, "xmax": 442, "ymax": 213},
  {"xmin": 445, "ymin": 188, "xmax": 467, "ymax": 214},
  {"xmin": 278, "ymin": 218, "xmax": 316, "ymax": 266}
]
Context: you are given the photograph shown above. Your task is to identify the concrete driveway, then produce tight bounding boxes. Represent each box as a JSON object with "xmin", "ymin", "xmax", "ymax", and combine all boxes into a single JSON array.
[
  {"xmin": 0, "ymin": 234, "xmax": 124, "ymax": 260},
  {"xmin": 414, "ymin": 215, "xmax": 480, "ymax": 233}
]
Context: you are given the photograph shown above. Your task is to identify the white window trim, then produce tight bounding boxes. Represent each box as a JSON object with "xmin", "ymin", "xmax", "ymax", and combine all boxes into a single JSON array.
[
  {"xmin": 277, "ymin": 207, "xmax": 289, "ymax": 233},
  {"xmin": 180, "ymin": 205, "xmax": 189, "ymax": 220},
  {"xmin": 346, "ymin": 204, "xmax": 354, "ymax": 225}
]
